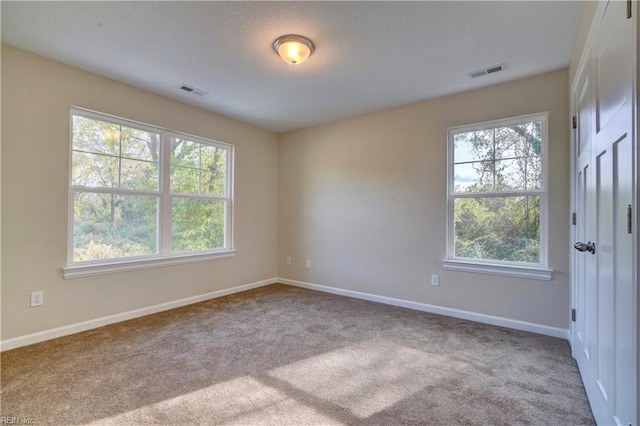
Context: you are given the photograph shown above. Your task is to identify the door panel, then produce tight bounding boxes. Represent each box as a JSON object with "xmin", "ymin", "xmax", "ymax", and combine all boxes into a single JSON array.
[
  {"xmin": 595, "ymin": 18, "xmax": 631, "ymax": 132},
  {"xmin": 613, "ymin": 134, "xmax": 634, "ymax": 423},
  {"xmin": 578, "ymin": 75, "xmax": 592, "ymax": 157},
  {"xmin": 575, "ymin": 167, "xmax": 587, "ymax": 351},
  {"xmin": 595, "ymin": 148, "xmax": 614, "ymax": 403}
]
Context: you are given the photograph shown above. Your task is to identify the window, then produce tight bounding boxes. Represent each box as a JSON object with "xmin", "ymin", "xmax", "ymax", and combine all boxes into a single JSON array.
[
  {"xmin": 65, "ymin": 108, "xmax": 234, "ymax": 278},
  {"xmin": 443, "ymin": 113, "xmax": 551, "ymax": 280}
]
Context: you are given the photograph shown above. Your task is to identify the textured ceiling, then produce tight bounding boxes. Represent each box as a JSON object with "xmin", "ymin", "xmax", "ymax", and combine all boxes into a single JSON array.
[{"xmin": 1, "ymin": 1, "xmax": 585, "ymax": 133}]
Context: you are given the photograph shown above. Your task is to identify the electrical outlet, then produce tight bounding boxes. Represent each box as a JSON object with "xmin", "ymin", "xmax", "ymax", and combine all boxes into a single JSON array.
[
  {"xmin": 306, "ymin": 259, "xmax": 311, "ymax": 269},
  {"xmin": 30, "ymin": 291, "xmax": 44, "ymax": 307},
  {"xmin": 431, "ymin": 274, "xmax": 439, "ymax": 287},
  {"xmin": 286, "ymin": 257, "xmax": 292, "ymax": 266}
]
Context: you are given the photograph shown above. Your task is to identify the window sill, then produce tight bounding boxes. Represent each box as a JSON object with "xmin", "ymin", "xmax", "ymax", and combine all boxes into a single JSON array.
[
  {"xmin": 63, "ymin": 250, "xmax": 237, "ymax": 279},
  {"xmin": 441, "ymin": 259, "xmax": 553, "ymax": 281}
]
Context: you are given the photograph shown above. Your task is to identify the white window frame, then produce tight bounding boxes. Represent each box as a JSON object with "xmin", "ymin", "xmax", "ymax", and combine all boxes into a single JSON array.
[
  {"xmin": 64, "ymin": 107, "xmax": 235, "ymax": 278},
  {"xmin": 442, "ymin": 112, "xmax": 553, "ymax": 281}
]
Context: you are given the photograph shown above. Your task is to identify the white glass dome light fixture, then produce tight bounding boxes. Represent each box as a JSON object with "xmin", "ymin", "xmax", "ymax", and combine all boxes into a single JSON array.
[{"xmin": 273, "ymin": 34, "xmax": 315, "ymax": 66}]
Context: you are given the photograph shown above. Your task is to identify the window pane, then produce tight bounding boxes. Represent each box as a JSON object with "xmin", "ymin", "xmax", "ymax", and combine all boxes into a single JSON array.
[
  {"xmin": 72, "ymin": 115, "xmax": 120, "ymax": 156},
  {"xmin": 200, "ymin": 146, "xmax": 226, "ymax": 196},
  {"xmin": 200, "ymin": 145, "xmax": 226, "ymax": 170},
  {"xmin": 73, "ymin": 115, "xmax": 160, "ymax": 190},
  {"xmin": 171, "ymin": 138, "xmax": 199, "ymax": 168},
  {"xmin": 494, "ymin": 126, "xmax": 529, "ymax": 160},
  {"xmin": 121, "ymin": 158, "xmax": 159, "ymax": 191},
  {"xmin": 172, "ymin": 198, "xmax": 225, "ymax": 252},
  {"xmin": 73, "ymin": 192, "xmax": 158, "ymax": 261},
  {"xmin": 72, "ymin": 151, "xmax": 118, "ymax": 188},
  {"xmin": 120, "ymin": 128, "xmax": 159, "ymax": 162},
  {"xmin": 526, "ymin": 156, "xmax": 542, "ymax": 190},
  {"xmin": 170, "ymin": 138, "xmax": 227, "ymax": 196},
  {"xmin": 454, "ymin": 161, "xmax": 494, "ymax": 193},
  {"xmin": 201, "ymin": 170, "xmax": 225, "ymax": 196},
  {"xmin": 495, "ymin": 158, "xmax": 527, "ymax": 191},
  {"xmin": 454, "ymin": 196, "xmax": 540, "ymax": 263},
  {"xmin": 518, "ymin": 122, "xmax": 542, "ymax": 157},
  {"xmin": 454, "ymin": 129, "xmax": 493, "ymax": 163},
  {"xmin": 171, "ymin": 166, "xmax": 199, "ymax": 194}
]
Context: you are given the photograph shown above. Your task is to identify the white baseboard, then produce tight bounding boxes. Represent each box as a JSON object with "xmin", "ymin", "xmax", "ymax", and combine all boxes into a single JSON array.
[
  {"xmin": 278, "ymin": 278, "xmax": 569, "ymax": 340},
  {"xmin": 0, "ymin": 278, "xmax": 277, "ymax": 352}
]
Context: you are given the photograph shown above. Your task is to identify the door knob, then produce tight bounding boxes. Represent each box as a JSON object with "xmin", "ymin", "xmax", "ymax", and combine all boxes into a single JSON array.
[{"xmin": 573, "ymin": 241, "xmax": 596, "ymax": 254}]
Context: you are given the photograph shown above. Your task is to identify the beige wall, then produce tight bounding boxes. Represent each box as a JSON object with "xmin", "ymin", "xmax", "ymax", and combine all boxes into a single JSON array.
[
  {"xmin": 1, "ymin": 44, "xmax": 572, "ymax": 342},
  {"xmin": 1, "ymin": 46, "xmax": 278, "ymax": 340},
  {"xmin": 278, "ymin": 69, "xmax": 571, "ymax": 329}
]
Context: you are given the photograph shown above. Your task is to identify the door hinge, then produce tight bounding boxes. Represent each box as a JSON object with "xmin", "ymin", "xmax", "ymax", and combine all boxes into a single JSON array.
[
  {"xmin": 572, "ymin": 115, "xmax": 577, "ymax": 129},
  {"xmin": 571, "ymin": 309, "xmax": 576, "ymax": 322},
  {"xmin": 627, "ymin": 205, "xmax": 632, "ymax": 234},
  {"xmin": 572, "ymin": 212, "xmax": 576, "ymax": 225},
  {"xmin": 627, "ymin": 0, "xmax": 632, "ymax": 18}
]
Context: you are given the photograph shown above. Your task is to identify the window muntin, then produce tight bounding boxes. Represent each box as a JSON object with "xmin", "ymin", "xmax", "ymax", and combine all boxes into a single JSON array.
[
  {"xmin": 69, "ymin": 108, "xmax": 233, "ymax": 266},
  {"xmin": 447, "ymin": 113, "xmax": 547, "ymax": 268}
]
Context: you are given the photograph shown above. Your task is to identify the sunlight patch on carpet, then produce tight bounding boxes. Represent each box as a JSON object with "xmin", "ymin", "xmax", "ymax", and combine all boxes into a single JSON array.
[
  {"xmin": 87, "ymin": 375, "xmax": 338, "ymax": 425},
  {"xmin": 268, "ymin": 339, "xmax": 467, "ymax": 418}
]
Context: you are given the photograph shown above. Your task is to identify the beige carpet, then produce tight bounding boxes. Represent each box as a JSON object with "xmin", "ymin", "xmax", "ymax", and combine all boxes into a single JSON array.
[{"xmin": 1, "ymin": 284, "xmax": 594, "ymax": 425}]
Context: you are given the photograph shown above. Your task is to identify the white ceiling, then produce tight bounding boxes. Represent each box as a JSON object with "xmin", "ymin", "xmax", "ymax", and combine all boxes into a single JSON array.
[{"xmin": 1, "ymin": 1, "xmax": 585, "ymax": 133}]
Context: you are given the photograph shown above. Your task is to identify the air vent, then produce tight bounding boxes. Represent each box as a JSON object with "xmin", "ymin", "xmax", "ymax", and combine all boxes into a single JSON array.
[
  {"xmin": 469, "ymin": 70, "xmax": 487, "ymax": 79},
  {"xmin": 468, "ymin": 63, "xmax": 506, "ymax": 79},
  {"xmin": 177, "ymin": 83, "xmax": 208, "ymax": 97}
]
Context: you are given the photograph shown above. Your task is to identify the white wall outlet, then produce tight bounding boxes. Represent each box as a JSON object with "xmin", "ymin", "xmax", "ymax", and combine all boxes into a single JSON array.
[
  {"xmin": 431, "ymin": 274, "xmax": 439, "ymax": 287},
  {"xmin": 306, "ymin": 259, "xmax": 311, "ymax": 269},
  {"xmin": 30, "ymin": 291, "xmax": 44, "ymax": 307},
  {"xmin": 286, "ymin": 257, "xmax": 292, "ymax": 266}
]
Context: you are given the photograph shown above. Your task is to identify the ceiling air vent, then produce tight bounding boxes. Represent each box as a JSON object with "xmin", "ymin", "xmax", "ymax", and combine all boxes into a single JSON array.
[
  {"xmin": 467, "ymin": 63, "xmax": 506, "ymax": 79},
  {"xmin": 178, "ymin": 83, "xmax": 208, "ymax": 97}
]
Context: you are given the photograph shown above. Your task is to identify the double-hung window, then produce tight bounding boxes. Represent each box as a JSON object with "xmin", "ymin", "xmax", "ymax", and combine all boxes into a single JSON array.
[
  {"xmin": 65, "ymin": 108, "xmax": 234, "ymax": 277},
  {"xmin": 443, "ymin": 112, "xmax": 551, "ymax": 280}
]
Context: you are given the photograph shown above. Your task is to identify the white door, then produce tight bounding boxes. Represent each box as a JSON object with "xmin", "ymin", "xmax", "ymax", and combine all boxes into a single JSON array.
[{"xmin": 572, "ymin": 1, "xmax": 636, "ymax": 425}]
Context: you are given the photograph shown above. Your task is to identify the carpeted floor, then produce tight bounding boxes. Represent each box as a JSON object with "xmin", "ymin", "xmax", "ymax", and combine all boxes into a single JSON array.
[{"xmin": 1, "ymin": 284, "xmax": 594, "ymax": 425}]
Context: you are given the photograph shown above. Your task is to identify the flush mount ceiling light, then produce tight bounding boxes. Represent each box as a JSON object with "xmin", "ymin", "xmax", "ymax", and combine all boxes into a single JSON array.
[{"xmin": 273, "ymin": 34, "xmax": 314, "ymax": 66}]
